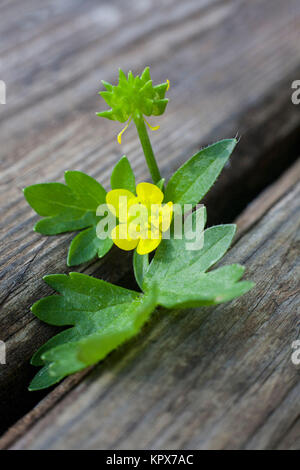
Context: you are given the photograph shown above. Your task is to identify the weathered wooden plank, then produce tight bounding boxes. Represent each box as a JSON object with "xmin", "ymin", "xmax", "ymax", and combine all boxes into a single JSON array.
[
  {"xmin": 1, "ymin": 0, "xmax": 300, "ymax": 433},
  {"xmin": 0, "ymin": 0, "xmax": 241, "ymax": 430},
  {"xmin": 5, "ymin": 174, "xmax": 299, "ymax": 450},
  {"xmin": 235, "ymin": 159, "xmax": 300, "ymax": 241},
  {"xmin": 2, "ymin": 159, "xmax": 299, "ymax": 449}
]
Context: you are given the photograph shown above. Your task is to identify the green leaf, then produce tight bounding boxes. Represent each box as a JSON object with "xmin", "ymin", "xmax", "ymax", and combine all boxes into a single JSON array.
[
  {"xmin": 143, "ymin": 207, "xmax": 254, "ymax": 308},
  {"xmin": 156, "ymin": 178, "xmax": 165, "ymax": 192},
  {"xmin": 111, "ymin": 156, "xmax": 136, "ymax": 193},
  {"xmin": 67, "ymin": 226, "xmax": 113, "ymax": 266},
  {"xmin": 29, "ymin": 210, "xmax": 253, "ymax": 390},
  {"xmin": 144, "ymin": 206, "xmax": 207, "ymax": 283},
  {"xmin": 24, "ymin": 171, "xmax": 112, "ymax": 265},
  {"xmin": 24, "ymin": 183, "xmax": 75, "ymax": 217},
  {"xmin": 25, "ymin": 171, "xmax": 106, "ymax": 231},
  {"xmin": 165, "ymin": 139, "xmax": 237, "ymax": 208},
  {"xmin": 28, "ymin": 364, "xmax": 65, "ymax": 391},
  {"xmin": 64, "ymin": 171, "xmax": 106, "ymax": 210},
  {"xmin": 77, "ymin": 286, "xmax": 157, "ymax": 365},
  {"xmin": 154, "ymin": 265, "xmax": 254, "ymax": 309},
  {"xmin": 34, "ymin": 210, "xmax": 97, "ymax": 236},
  {"xmin": 29, "ymin": 273, "xmax": 157, "ymax": 391},
  {"xmin": 133, "ymin": 251, "xmax": 149, "ymax": 290}
]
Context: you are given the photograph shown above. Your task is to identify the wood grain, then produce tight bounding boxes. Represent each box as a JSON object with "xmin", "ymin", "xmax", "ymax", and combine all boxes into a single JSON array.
[
  {"xmin": 1, "ymin": 159, "xmax": 299, "ymax": 449},
  {"xmin": 235, "ymin": 159, "xmax": 300, "ymax": 241},
  {"xmin": 5, "ymin": 176, "xmax": 299, "ymax": 450},
  {"xmin": 1, "ymin": 0, "xmax": 300, "ymax": 436}
]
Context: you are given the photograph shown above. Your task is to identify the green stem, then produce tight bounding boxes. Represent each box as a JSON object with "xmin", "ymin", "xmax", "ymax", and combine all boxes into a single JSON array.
[{"xmin": 133, "ymin": 113, "xmax": 162, "ymax": 184}]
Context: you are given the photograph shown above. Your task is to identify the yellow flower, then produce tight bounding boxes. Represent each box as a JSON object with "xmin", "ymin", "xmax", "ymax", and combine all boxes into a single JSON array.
[{"xmin": 106, "ymin": 182, "xmax": 173, "ymax": 255}]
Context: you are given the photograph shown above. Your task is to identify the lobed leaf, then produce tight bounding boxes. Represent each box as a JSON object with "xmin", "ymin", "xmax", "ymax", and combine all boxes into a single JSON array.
[
  {"xmin": 29, "ymin": 273, "xmax": 157, "ymax": 390},
  {"xmin": 143, "ymin": 207, "xmax": 254, "ymax": 308},
  {"xmin": 24, "ymin": 171, "xmax": 112, "ymax": 266}
]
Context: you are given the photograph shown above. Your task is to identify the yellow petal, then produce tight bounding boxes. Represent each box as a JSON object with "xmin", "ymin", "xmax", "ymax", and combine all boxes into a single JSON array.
[
  {"xmin": 111, "ymin": 224, "xmax": 138, "ymax": 251},
  {"xmin": 147, "ymin": 204, "xmax": 160, "ymax": 230},
  {"xmin": 160, "ymin": 201, "xmax": 173, "ymax": 232},
  {"xmin": 137, "ymin": 233, "xmax": 162, "ymax": 255},
  {"xmin": 136, "ymin": 182, "xmax": 164, "ymax": 205},
  {"xmin": 127, "ymin": 203, "xmax": 149, "ymax": 238},
  {"xmin": 106, "ymin": 189, "xmax": 136, "ymax": 222}
]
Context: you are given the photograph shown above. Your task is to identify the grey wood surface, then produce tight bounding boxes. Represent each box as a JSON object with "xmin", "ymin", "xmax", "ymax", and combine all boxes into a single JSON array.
[
  {"xmin": 1, "ymin": 158, "xmax": 299, "ymax": 450},
  {"xmin": 7, "ymin": 176, "xmax": 300, "ymax": 450},
  {"xmin": 0, "ymin": 0, "xmax": 300, "ymax": 444}
]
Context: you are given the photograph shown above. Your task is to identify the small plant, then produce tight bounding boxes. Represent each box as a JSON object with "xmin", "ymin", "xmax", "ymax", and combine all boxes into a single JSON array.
[{"xmin": 24, "ymin": 68, "xmax": 254, "ymax": 390}]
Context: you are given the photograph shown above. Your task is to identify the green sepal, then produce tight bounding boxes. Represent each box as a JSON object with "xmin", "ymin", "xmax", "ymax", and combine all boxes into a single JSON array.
[{"xmin": 111, "ymin": 156, "xmax": 136, "ymax": 193}]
